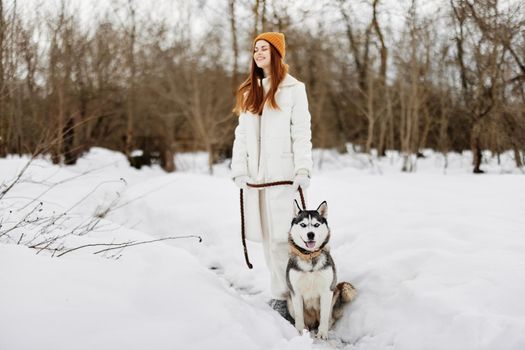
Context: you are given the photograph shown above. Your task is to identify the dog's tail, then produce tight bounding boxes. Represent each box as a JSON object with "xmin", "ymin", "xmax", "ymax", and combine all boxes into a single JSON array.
[
  {"xmin": 335, "ymin": 282, "xmax": 357, "ymax": 304},
  {"xmin": 331, "ymin": 282, "xmax": 357, "ymax": 323}
]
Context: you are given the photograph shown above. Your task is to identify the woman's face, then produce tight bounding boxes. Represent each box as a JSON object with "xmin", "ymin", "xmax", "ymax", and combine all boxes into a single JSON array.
[{"xmin": 253, "ymin": 40, "xmax": 271, "ymax": 71}]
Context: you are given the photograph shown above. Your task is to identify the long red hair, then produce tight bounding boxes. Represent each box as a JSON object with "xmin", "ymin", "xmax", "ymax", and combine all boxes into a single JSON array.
[{"xmin": 233, "ymin": 43, "xmax": 288, "ymax": 116}]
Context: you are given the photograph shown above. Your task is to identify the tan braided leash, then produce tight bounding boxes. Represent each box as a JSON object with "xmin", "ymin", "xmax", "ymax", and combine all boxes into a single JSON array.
[{"xmin": 240, "ymin": 181, "xmax": 306, "ymax": 269}]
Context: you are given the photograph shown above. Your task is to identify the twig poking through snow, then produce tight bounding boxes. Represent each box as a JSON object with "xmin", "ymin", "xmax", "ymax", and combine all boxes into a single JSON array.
[{"xmin": 56, "ymin": 235, "xmax": 203, "ymax": 257}]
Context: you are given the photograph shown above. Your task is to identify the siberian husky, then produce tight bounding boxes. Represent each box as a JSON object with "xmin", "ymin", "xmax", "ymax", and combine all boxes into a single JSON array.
[{"xmin": 286, "ymin": 200, "xmax": 356, "ymax": 339}]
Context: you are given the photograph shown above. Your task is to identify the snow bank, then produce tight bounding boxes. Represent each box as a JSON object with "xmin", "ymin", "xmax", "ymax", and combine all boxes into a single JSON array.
[{"xmin": 1, "ymin": 147, "xmax": 524, "ymax": 349}]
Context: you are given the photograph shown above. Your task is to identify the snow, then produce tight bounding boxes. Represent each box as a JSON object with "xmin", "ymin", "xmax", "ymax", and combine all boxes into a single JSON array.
[{"xmin": 1, "ymin": 147, "xmax": 524, "ymax": 350}]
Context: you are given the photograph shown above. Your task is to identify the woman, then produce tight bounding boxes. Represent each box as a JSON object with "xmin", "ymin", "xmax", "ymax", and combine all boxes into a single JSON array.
[{"xmin": 230, "ymin": 32, "xmax": 313, "ymax": 318}]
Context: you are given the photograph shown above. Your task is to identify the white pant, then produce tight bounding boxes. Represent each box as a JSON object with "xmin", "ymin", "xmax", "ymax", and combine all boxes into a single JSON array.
[{"xmin": 259, "ymin": 189, "xmax": 290, "ymax": 300}]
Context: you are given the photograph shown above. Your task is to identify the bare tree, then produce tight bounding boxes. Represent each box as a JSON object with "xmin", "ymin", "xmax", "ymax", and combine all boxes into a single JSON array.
[
  {"xmin": 229, "ymin": 0, "xmax": 240, "ymax": 93},
  {"xmin": 124, "ymin": 0, "xmax": 137, "ymax": 160},
  {"xmin": 0, "ymin": 0, "xmax": 5, "ymax": 157},
  {"xmin": 450, "ymin": 0, "xmax": 512, "ymax": 173}
]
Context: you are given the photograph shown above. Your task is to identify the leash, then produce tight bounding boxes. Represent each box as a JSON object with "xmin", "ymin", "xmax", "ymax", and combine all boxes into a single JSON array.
[{"xmin": 240, "ymin": 181, "xmax": 306, "ymax": 269}]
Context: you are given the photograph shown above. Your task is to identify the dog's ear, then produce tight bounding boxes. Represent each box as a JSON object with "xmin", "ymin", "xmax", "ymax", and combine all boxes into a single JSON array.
[
  {"xmin": 316, "ymin": 201, "xmax": 328, "ymax": 218},
  {"xmin": 293, "ymin": 199, "xmax": 302, "ymax": 216}
]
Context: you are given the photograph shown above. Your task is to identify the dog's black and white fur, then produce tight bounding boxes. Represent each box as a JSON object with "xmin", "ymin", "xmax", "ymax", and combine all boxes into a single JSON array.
[{"xmin": 286, "ymin": 200, "xmax": 356, "ymax": 339}]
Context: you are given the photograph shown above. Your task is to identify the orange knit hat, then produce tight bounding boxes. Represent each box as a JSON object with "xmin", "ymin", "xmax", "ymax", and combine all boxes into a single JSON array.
[{"xmin": 253, "ymin": 32, "xmax": 286, "ymax": 59}]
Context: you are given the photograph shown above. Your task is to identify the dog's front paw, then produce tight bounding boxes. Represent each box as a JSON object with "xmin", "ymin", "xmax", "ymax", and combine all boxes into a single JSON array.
[
  {"xmin": 316, "ymin": 329, "xmax": 328, "ymax": 340},
  {"xmin": 295, "ymin": 327, "xmax": 306, "ymax": 335},
  {"xmin": 295, "ymin": 324, "xmax": 305, "ymax": 334}
]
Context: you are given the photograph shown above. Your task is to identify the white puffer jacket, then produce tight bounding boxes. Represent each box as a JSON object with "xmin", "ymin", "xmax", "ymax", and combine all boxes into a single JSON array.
[{"xmin": 231, "ymin": 73, "xmax": 313, "ymax": 242}]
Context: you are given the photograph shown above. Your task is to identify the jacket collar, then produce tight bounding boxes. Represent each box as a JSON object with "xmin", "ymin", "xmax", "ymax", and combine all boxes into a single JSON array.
[
  {"xmin": 261, "ymin": 73, "xmax": 300, "ymax": 89},
  {"xmin": 280, "ymin": 73, "xmax": 300, "ymax": 87}
]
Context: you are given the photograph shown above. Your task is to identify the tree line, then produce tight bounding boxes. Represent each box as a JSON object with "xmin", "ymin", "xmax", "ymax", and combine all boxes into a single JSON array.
[{"xmin": 0, "ymin": 0, "xmax": 523, "ymax": 173}]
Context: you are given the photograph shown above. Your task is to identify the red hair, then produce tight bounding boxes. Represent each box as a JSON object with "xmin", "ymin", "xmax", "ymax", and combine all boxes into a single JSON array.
[{"xmin": 233, "ymin": 43, "xmax": 288, "ymax": 116}]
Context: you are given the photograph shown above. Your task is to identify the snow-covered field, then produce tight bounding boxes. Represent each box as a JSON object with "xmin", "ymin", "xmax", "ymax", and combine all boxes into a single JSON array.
[{"xmin": 1, "ymin": 147, "xmax": 524, "ymax": 350}]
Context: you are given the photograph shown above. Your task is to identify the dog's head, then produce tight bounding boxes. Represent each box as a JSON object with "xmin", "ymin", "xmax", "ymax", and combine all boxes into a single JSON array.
[{"xmin": 289, "ymin": 200, "xmax": 330, "ymax": 252}]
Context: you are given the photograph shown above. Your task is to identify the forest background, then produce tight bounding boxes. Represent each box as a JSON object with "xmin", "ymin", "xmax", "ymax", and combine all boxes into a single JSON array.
[{"xmin": 0, "ymin": 0, "xmax": 524, "ymax": 173}]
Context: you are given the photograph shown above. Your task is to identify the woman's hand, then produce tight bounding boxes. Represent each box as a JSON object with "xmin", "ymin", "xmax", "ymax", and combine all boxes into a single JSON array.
[
  {"xmin": 234, "ymin": 175, "xmax": 250, "ymax": 190},
  {"xmin": 292, "ymin": 174, "xmax": 310, "ymax": 191}
]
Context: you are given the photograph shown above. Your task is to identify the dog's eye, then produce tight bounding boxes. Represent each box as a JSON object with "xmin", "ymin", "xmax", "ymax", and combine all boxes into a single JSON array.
[
  {"xmin": 313, "ymin": 223, "xmax": 320, "ymax": 227},
  {"xmin": 300, "ymin": 223, "xmax": 307, "ymax": 228}
]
